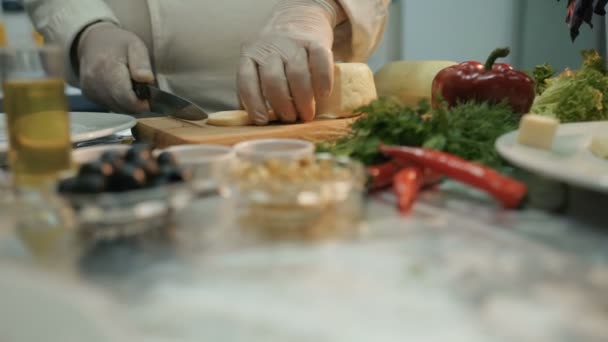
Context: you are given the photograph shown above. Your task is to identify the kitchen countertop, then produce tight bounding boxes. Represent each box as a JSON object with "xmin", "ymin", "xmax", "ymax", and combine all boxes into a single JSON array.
[
  {"xmin": 1, "ymin": 176, "xmax": 607, "ymax": 342},
  {"xmin": 3, "ymin": 10, "xmax": 606, "ymax": 340}
]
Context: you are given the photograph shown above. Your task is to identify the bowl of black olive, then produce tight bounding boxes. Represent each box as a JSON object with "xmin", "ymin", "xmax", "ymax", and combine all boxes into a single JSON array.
[{"xmin": 57, "ymin": 144, "xmax": 195, "ymax": 241}]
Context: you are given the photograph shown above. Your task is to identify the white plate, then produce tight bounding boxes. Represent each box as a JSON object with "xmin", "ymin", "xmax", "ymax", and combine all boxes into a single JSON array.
[
  {"xmin": 496, "ymin": 121, "xmax": 608, "ymax": 194},
  {"xmin": 0, "ymin": 112, "xmax": 136, "ymax": 151}
]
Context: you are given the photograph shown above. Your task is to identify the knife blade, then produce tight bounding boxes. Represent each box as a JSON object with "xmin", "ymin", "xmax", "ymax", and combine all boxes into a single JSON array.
[{"xmin": 133, "ymin": 82, "xmax": 208, "ymax": 121}]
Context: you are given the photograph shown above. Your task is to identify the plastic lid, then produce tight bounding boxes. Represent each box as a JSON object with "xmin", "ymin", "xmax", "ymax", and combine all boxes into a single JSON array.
[{"xmin": 233, "ymin": 139, "xmax": 314, "ymax": 162}]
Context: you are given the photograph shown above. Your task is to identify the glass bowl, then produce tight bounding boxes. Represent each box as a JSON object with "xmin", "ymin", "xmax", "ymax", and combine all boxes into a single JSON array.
[
  {"xmin": 59, "ymin": 145, "xmax": 195, "ymax": 243},
  {"xmin": 224, "ymin": 153, "xmax": 367, "ymax": 240},
  {"xmin": 157, "ymin": 144, "xmax": 235, "ymax": 194}
]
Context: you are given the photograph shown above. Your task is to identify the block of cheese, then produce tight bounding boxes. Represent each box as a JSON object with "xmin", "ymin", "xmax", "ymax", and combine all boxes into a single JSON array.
[
  {"xmin": 207, "ymin": 110, "xmax": 278, "ymax": 127},
  {"xmin": 316, "ymin": 63, "xmax": 377, "ymax": 119},
  {"xmin": 589, "ymin": 135, "xmax": 608, "ymax": 159},
  {"xmin": 517, "ymin": 114, "xmax": 560, "ymax": 150},
  {"xmin": 374, "ymin": 60, "xmax": 458, "ymax": 107}
]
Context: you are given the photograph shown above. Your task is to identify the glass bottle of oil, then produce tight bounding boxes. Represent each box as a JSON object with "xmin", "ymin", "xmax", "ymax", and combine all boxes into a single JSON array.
[
  {"xmin": 15, "ymin": 188, "xmax": 77, "ymax": 266},
  {"xmin": 1, "ymin": 46, "xmax": 72, "ymax": 188},
  {"xmin": 0, "ymin": 7, "xmax": 7, "ymax": 47}
]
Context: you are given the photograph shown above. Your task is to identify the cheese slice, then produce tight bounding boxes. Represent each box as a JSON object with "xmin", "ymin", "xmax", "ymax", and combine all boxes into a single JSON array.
[
  {"xmin": 207, "ymin": 110, "xmax": 278, "ymax": 127},
  {"xmin": 517, "ymin": 114, "xmax": 560, "ymax": 150},
  {"xmin": 316, "ymin": 63, "xmax": 377, "ymax": 119},
  {"xmin": 589, "ymin": 135, "xmax": 608, "ymax": 159}
]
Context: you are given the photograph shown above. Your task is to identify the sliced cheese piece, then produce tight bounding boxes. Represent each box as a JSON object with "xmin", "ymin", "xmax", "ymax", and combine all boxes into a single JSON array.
[
  {"xmin": 517, "ymin": 114, "xmax": 560, "ymax": 150},
  {"xmin": 589, "ymin": 135, "xmax": 608, "ymax": 159},
  {"xmin": 207, "ymin": 110, "xmax": 250, "ymax": 126},
  {"xmin": 374, "ymin": 60, "xmax": 457, "ymax": 107},
  {"xmin": 207, "ymin": 110, "xmax": 278, "ymax": 127},
  {"xmin": 316, "ymin": 63, "xmax": 377, "ymax": 119}
]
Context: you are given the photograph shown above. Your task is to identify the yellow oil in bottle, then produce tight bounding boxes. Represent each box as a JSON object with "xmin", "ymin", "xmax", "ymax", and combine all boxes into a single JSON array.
[
  {"xmin": 0, "ymin": 21, "xmax": 6, "ymax": 47},
  {"xmin": 3, "ymin": 79, "xmax": 72, "ymax": 187}
]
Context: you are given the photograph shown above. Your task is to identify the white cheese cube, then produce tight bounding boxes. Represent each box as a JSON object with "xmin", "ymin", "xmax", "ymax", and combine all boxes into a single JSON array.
[
  {"xmin": 589, "ymin": 135, "xmax": 608, "ymax": 159},
  {"xmin": 316, "ymin": 63, "xmax": 378, "ymax": 119},
  {"xmin": 517, "ymin": 114, "xmax": 560, "ymax": 150}
]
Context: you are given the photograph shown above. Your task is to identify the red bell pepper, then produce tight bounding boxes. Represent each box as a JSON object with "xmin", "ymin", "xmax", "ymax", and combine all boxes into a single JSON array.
[
  {"xmin": 392, "ymin": 167, "xmax": 424, "ymax": 214},
  {"xmin": 431, "ymin": 47, "xmax": 535, "ymax": 115},
  {"xmin": 380, "ymin": 145, "xmax": 528, "ymax": 209}
]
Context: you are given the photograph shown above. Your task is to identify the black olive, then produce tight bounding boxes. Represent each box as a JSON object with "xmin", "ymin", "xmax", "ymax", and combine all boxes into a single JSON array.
[
  {"xmin": 133, "ymin": 158, "xmax": 160, "ymax": 180},
  {"xmin": 156, "ymin": 151, "xmax": 177, "ymax": 167},
  {"xmin": 57, "ymin": 177, "xmax": 78, "ymax": 193},
  {"xmin": 70, "ymin": 175, "xmax": 106, "ymax": 194},
  {"xmin": 107, "ymin": 164, "xmax": 147, "ymax": 192},
  {"xmin": 79, "ymin": 161, "xmax": 113, "ymax": 177},
  {"xmin": 158, "ymin": 165, "xmax": 189, "ymax": 184},
  {"xmin": 125, "ymin": 144, "xmax": 153, "ymax": 163},
  {"xmin": 100, "ymin": 150, "xmax": 124, "ymax": 170},
  {"xmin": 100, "ymin": 150, "xmax": 121, "ymax": 163},
  {"xmin": 150, "ymin": 174, "xmax": 172, "ymax": 187}
]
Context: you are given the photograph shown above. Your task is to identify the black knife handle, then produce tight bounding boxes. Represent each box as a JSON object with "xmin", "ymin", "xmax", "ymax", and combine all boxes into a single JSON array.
[{"xmin": 132, "ymin": 81, "xmax": 151, "ymax": 100}]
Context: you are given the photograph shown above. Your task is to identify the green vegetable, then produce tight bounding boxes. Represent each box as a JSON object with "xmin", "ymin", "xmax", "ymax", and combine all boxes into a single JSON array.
[
  {"xmin": 581, "ymin": 49, "xmax": 606, "ymax": 74},
  {"xmin": 317, "ymin": 98, "xmax": 433, "ymax": 165},
  {"xmin": 530, "ymin": 50, "xmax": 608, "ymax": 123},
  {"xmin": 318, "ymin": 99, "xmax": 518, "ymax": 169},
  {"xmin": 532, "ymin": 63, "xmax": 554, "ymax": 95},
  {"xmin": 437, "ymin": 101, "xmax": 518, "ymax": 167}
]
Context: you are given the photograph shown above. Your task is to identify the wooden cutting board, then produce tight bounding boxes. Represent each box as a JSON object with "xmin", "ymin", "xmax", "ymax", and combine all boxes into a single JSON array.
[{"xmin": 133, "ymin": 116, "xmax": 358, "ymax": 148}]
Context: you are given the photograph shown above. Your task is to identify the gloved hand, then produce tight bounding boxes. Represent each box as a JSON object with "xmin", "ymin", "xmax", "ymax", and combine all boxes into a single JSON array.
[
  {"xmin": 238, "ymin": 0, "xmax": 347, "ymax": 125},
  {"xmin": 77, "ymin": 22, "xmax": 154, "ymax": 113}
]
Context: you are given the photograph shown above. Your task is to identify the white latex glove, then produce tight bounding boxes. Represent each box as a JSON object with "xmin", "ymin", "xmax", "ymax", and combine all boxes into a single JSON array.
[
  {"xmin": 77, "ymin": 22, "xmax": 154, "ymax": 113},
  {"xmin": 238, "ymin": 0, "xmax": 347, "ymax": 125}
]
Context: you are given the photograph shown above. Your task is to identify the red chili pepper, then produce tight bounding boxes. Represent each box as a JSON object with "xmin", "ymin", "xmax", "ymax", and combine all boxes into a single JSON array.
[
  {"xmin": 368, "ymin": 161, "xmax": 444, "ymax": 192},
  {"xmin": 380, "ymin": 145, "xmax": 528, "ymax": 209},
  {"xmin": 393, "ymin": 167, "xmax": 424, "ymax": 214},
  {"xmin": 431, "ymin": 47, "xmax": 535, "ymax": 115},
  {"xmin": 367, "ymin": 160, "xmax": 405, "ymax": 191},
  {"xmin": 421, "ymin": 169, "xmax": 443, "ymax": 188}
]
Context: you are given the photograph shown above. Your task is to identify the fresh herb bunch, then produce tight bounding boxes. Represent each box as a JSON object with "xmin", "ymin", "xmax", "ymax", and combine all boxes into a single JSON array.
[
  {"xmin": 318, "ymin": 98, "xmax": 434, "ymax": 165},
  {"xmin": 318, "ymin": 98, "xmax": 518, "ymax": 169},
  {"xmin": 436, "ymin": 100, "xmax": 518, "ymax": 168}
]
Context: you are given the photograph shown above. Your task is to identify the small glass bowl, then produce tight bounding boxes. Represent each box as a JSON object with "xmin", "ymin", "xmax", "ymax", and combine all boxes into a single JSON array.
[
  {"xmin": 233, "ymin": 139, "xmax": 314, "ymax": 162},
  {"xmin": 224, "ymin": 153, "xmax": 367, "ymax": 240},
  {"xmin": 158, "ymin": 144, "xmax": 235, "ymax": 194},
  {"xmin": 59, "ymin": 145, "xmax": 195, "ymax": 243}
]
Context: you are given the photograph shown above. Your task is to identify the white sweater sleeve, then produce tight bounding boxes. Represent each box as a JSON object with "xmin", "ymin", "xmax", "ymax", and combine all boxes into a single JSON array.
[
  {"xmin": 24, "ymin": 0, "xmax": 120, "ymax": 84},
  {"xmin": 333, "ymin": 0, "xmax": 391, "ymax": 63}
]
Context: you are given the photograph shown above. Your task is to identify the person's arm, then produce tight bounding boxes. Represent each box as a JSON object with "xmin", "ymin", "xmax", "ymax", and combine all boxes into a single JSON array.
[
  {"xmin": 332, "ymin": 0, "xmax": 391, "ymax": 62},
  {"xmin": 24, "ymin": 0, "xmax": 120, "ymax": 85},
  {"xmin": 25, "ymin": 0, "xmax": 153, "ymax": 113},
  {"xmin": 238, "ymin": 0, "xmax": 391, "ymax": 125}
]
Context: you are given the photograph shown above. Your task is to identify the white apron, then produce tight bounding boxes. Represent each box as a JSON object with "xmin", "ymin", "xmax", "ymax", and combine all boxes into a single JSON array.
[
  {"xmin": 28, "ymin": 0, "xmax": 390, "ymax": 112},
  {"xmin": 107, "ymin": 0, "xmax": 281, "ymax": 113}
]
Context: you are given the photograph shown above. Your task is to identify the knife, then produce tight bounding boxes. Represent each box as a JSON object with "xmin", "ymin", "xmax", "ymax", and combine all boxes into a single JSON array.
[{"xmin": 133, "ymin": 82, "xmax": 208, "ymax": 121}]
